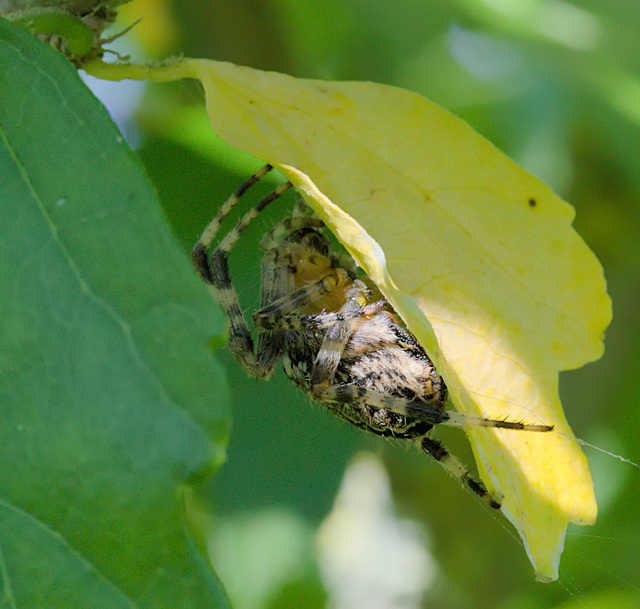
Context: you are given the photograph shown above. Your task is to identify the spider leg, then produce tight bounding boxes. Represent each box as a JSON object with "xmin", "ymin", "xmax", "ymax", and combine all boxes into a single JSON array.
[
  {"xmin": 254, "ymin": 248, "xmax": 290, "ymax": 372},
  {"xmin": 253, "ymin": 268, "xmax": 352, "ymax": 330},
  {"xmin": 192, "ymin": 169, "xmax": 293, "ymax": 378},
  {"xmin": 311, "ymin": 383, "xmax": 507, "ymax": 508},
  {"xmin": 193, "ymin": 180, "xmax": 294, "ymax": 284},
  {"xmin": 311, "ymin": 385, "xmax": 553, "ymax": 432},
  {"xmin": 310, "ymin": 280, "xmax": 384, "ymax": 386},
  {"xmin": 260, "ymin": 216, "xmax": 326, "ymax": 251},
  {"xmin": 257, "ymin": 215, "xmax": 327, "ymax": 358},
  {"xmin": 420, "ymin": 436, "xmax": 501, "ymax": 508},
  {"xmin": 193, "ymin": 164, "xmax": 273, "ymax": 266}
]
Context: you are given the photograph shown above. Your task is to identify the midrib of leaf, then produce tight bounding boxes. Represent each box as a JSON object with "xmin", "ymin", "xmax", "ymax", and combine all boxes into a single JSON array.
[
  {"xmin": 0, "ymin": 498, "xmax": 139, "ymax": 608},
  {"xmin": 0, "ymin": 119, "xmax": 179, "ymax": 419}
]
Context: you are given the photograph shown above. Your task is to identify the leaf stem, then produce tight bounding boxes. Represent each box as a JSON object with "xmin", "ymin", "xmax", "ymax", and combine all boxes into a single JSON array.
[{"xmin": 83, "ymin": 58, "xmax": 197, "ymax": 83}]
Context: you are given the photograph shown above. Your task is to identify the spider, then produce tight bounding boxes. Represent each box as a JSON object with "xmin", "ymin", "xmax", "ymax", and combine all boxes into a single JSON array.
[{"xmin": 192, "ymin": 164, "xmax": 553, "ymax": 509}]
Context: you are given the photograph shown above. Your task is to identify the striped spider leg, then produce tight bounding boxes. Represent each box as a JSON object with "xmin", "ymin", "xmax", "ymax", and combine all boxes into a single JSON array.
[{"xmin": 193, "ymin": 165, "xmax": 553, "ymax": 509}]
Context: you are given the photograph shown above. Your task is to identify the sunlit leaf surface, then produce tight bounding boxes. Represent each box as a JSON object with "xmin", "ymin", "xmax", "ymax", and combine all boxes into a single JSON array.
[{"xmin": 86, "ymin": 56, "xmax": 611, "ymax": 581}]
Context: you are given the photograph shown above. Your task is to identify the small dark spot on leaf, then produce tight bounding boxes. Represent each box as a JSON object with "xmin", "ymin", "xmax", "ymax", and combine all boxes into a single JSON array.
[{"xmin": 528, "ymin": 198, "xmax": 537, "ymax": 207}]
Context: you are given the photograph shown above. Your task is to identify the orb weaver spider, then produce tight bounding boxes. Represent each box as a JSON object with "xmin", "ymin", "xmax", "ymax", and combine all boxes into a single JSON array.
[{"xmin": 192, "ymin": 164, "xmax": 552, "ymax": 509}]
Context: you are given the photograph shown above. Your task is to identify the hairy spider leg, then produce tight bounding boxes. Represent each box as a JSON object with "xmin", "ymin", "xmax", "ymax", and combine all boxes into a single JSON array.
[
  {"xmin": 253, "ymin": 268, "xmax": 351, "ymax": 329},
  {"xmin": 420, "ymin": 436, "xmax": 501, "ymax": 508},
  {"xmin": 310, "ymin": 279, "xmax": 376, "ymax": 386},
  {"xmin": 253, "ymin": 290, "xmax": 384, "ymax": 337},
  {"xmin": 309, "ymin": 382, "xmax": 508, "ymax": 507},
  {"xmin": 255, "ymin": 214, "xmax": 333, "ymax": 371},
  {"xmin": 311, "ymin": 385, "xmax": 553, "ymax": 432},
  {"xmin": 258, "ymin": 214, "xmax": 328, "ymax": 331},
  {"xmin": 192, "ymin": 167, "xmax": 294, "ymax": 377},
  {"xmin": 193, "ymin": 163, "xmax": 274, "ymax": 268},
  {"xmin": 306, "ymin": 308, "xmax": 551, "ymax": 508}
]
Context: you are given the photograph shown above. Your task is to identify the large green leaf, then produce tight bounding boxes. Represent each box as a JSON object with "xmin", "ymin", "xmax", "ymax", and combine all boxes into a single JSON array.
[{"xmin": 0, "ymin": 18, "xmax": 230, "ymax": 608}]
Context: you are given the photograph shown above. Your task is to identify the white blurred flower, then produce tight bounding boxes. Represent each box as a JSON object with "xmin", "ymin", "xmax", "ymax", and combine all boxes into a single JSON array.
[{"xmin": 317, "ymin": 452, "xmax": 436, "ymax": 609}]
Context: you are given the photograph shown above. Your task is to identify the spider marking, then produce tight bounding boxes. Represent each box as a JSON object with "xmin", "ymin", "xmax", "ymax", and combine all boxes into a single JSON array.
[{"xmin": 193, "ymin": 164, "xmax": 553, "ymax": 509}]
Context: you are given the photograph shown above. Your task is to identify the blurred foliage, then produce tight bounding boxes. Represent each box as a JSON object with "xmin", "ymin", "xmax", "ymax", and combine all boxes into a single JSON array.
[{"xmin": 106, "ymin": 0, "xmax": 640, "ymax": 607}]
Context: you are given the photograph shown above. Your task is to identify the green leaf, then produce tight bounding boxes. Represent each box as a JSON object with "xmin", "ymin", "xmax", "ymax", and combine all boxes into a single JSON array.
[
  {"xmin": 11, "ymin": 12, "xmax": 95, "ymax": 58},
  {"xmin": 0, "ymin": 18, "xmax": 230, "ymax": 608}
]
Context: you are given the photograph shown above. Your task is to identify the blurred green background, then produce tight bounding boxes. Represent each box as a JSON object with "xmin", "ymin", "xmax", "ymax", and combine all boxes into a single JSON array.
[{"xmin": 96, "ymin": 0, "xmax": 640, "ymax": 607}]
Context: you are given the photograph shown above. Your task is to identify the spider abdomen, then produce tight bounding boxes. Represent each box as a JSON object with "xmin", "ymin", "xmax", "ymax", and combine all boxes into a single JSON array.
[{"xmin": 278, "ymin": 309, "xmax": 448, "ymax": 439}]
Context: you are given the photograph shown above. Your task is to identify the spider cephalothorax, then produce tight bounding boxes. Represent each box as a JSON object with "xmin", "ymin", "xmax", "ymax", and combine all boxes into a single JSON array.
[{"xmin": 193, "ymin": 164, "xmax": 552, "ymax": 509}]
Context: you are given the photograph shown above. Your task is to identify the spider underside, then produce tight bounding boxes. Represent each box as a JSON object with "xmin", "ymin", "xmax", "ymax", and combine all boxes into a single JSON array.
[{"xmin": 193, "ymin": 164, "xmax": 553, "ymax": 510}]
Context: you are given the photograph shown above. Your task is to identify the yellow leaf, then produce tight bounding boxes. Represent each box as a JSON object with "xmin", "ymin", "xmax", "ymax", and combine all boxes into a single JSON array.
[{"xmin": 86, "ymin": 58, "xmax": 611, "ymax": 581}]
